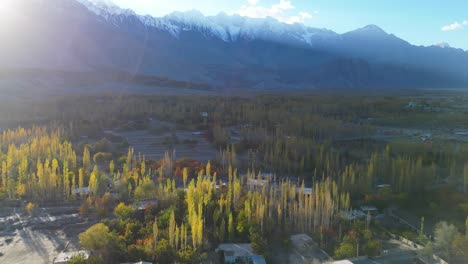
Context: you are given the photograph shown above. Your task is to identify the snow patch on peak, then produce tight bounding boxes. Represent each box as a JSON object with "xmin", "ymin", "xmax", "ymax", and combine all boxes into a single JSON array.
[
  {"xmin": 75, "ymin": 0, "xmax": 338, "ymax": 45},
  {"xmin": 76, "ymin": 0, "xmax": 134, "ymax": 17},
  {"xmin": 139, "ymin": 15, "xmax": 181, "ymax": 37},
  {"xmin": 433, "ymin": 42, "xmax": 451, "ymax": 48},
  {"xmin": 85, "ymin": 0, "xmax": 117, "ymax": 8},
  {"xmin": 350, "ymin": 24, "xmax": 387, "ymax": 35},
  {"xmin": 363, "ymin": 24, "xmax": 384, "ymax": 30},
  {"xmin": 166, "ymin": 10, "xmax": 205, "ymax": 21},
  {"xmin": 164, "ymin": 10, "xmax": 230, "ymax": 41}
]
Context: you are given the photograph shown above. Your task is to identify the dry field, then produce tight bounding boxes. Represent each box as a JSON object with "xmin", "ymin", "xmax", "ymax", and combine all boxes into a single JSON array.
[{"xmin": 114, "ymin": 119, "xmax": 218, "ymax": 161}]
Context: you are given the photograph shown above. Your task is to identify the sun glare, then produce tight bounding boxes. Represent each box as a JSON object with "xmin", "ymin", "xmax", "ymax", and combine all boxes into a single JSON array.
[
  {"xmin": 0, "ymin": 1, "xmax": 13, "ymax": 16},
  {"xmin": 0, "ymin": 1, "xmax": 9, "ymax": 10},
  {"xmin": 0, "ymin": 0, "xmax": 19, "ymax": 27}
]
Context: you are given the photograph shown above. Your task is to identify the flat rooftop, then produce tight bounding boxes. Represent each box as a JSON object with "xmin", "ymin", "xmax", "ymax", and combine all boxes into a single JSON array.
[{"xmin": 216, "ymin": 243, "xmax": 254, "ymax": 257}]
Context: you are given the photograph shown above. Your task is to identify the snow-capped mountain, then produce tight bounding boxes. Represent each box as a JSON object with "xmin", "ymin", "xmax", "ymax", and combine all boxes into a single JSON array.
[
  {"xmin": 76, "ymin": 0, "xmax": 339, "ymax": 46},
  {"xmin": 1, "ymin": 0, "xmax": 468, "ymax": 90}
]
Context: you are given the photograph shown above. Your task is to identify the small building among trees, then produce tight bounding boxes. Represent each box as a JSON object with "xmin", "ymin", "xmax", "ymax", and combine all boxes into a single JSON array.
[
  {"xmin": 215, "ymin": 243, "xmax": 266, "ymax": 264},
  {"xmin": 73, "ymin": 187, "xmax": 90, "ymax": 196}
]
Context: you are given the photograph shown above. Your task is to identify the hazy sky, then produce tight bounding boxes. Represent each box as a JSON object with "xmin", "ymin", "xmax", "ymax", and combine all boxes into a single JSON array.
[{"xmin": 110, "ymin": 0, "xmax": 468, "ymax": 50}]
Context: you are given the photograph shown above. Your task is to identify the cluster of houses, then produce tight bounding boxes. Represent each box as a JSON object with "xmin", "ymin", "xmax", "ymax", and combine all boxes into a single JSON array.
[{"xmin": 406, "ymin": 101, "xmax": 441, "ymax": 112}]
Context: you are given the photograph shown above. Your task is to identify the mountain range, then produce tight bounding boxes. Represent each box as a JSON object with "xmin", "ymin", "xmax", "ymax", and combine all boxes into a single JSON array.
[{"xmin": 1, "ymin": 0, "xmax": 468, "ymax": 90}]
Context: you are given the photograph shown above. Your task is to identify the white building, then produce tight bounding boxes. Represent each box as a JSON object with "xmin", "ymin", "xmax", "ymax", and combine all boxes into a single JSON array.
[{"xmin": 73, "ymin": 187, "xmax": 89, "ymax": 196}]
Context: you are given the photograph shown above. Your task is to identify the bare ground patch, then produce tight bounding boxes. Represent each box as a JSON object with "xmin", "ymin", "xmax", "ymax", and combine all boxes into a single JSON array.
[{"xmin": 0, "ymin": 206, "xmax": 94, "ymax": 264}]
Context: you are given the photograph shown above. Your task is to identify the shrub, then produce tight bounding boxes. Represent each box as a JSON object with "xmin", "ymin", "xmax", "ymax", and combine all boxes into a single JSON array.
[
  {"xmin": 93, "ymin": 152, "xmax": 113, "ymax": 164},
  {"xmin": 114, "ymin": 202, "xmax": 134, "ymax": 220},
  {"xmin": 364, "ymin": 240, "xmax": 382, "ymax": 257},
  {"xmin": 334, "ymin": 242, "xmax": 355, "ymax": 259},
  {"xmin": 25, "ymin": 202, "xmax": 37, "ymax": 216}
]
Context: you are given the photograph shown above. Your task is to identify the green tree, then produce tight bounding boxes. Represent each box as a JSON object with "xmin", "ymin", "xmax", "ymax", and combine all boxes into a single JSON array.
[
  {"xmin": 93, "ymin": 152, "xmax": 112, "ymax": 164},
  {"xmin": 68, "ymin": 254, "xmax": 104, "ymax": 264},
  {"xmin": 114, "ymin": 202, "xmax": 134, "ymax": 219},
  {"xmin": 141, "ymin": 158, "xmax": 146, "ymax": 176},
  {"xmin": 151, "ymin": 239, "xmax": 175, "ymax": 263},
  {"xmin": 434, "ymin": 221, "xmax": 459, "ymax": 260},
  {"xmin": 249, "ymin": 227, "xmax": 268, "ymax": 258},
  {"xmin": 183, "ymin": 167, "xmax": 188, "ymax": 189},
  {"xmin": 418, "ymin": 241, "xmax": 434, "ymax": 261},
  {"xmin": 334, "ymin": 242, "xmax": 356, "ymax": 259},
  {"xmin": 96, "ymin": 192, "xmax": 115, "ymax": 217},
  {"xmin": 25, "ymin": 202, "xmax": 37, "ymax": 216},
  {"xmin": 153, "ymin": 216, "xmax": 159, "ymax": 248},
  {"xmin": 79, "ymin": 223, "xmax": 118, "ymax": 263},
  {"xmin": 464, "ymin": 164, "xmax": 468, "ymax": 194},
  {"xmin": 206, "ymin": 161, "xmax": 211, "ymax": 177},
  {"xmin": 169, "ymin": 209, "xmax": 176, "ymax": 248},
  {"xmin": 419, "ymin": 216, "xmax": 425, "ymax": 241},
  {"xmin": 83, "ymin": 146, "xmax": 91, "ymax": 173},
  {"xmin": 466, "ymin": 217, "xmax": 468, "ymax": 240},
  {"xmin": 78, "ymin": 168, "xmax": 85, "ymax": 190},
  {"xmin": 363, "ymin": 240, "xmax": 381, "ymax": 257},
  {"xmin": 109, "ymin": 160, "xmax": 115, "ymax": 177},
  {"xmin": 176, "ymin": 246, "xmax": 206, "ymax": 264},
  {"xmin": 452, "ymin": 234, "xmax": 468, "ymax": 258},
  {"xmin": 228, "ymin": 212, "xmax": 234, "ymax": 241}
]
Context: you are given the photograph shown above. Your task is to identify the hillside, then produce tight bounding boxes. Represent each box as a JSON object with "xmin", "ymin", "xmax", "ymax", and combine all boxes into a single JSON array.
[{"xmin": 0, "ymin": 0, "xmax": 467, "ymax": 90}]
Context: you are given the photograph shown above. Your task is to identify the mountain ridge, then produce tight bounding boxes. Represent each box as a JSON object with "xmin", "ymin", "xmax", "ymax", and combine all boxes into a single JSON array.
[
  {"xmin": 76, "ymin": 0, "xmax": 468, "ymax": 52},
  {"xmin": 0, "ymin": 0, "xmax": 467, "ymax": 90}
]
